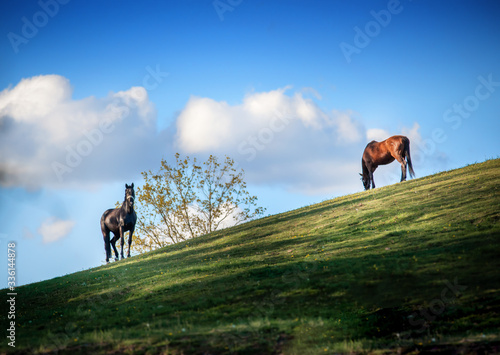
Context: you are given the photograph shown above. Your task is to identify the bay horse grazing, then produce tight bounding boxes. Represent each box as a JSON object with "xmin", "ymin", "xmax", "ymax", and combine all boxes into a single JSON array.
[
  {"xmin": 100, "ymin": 183, "xmax": 137, "ymax": 263},
  {"xmin": 360, "ymin": 135, "xmax": 415, "ymax": 190}
]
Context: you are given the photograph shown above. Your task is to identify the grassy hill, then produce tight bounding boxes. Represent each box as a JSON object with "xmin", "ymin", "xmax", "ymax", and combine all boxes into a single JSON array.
[{"xmin": 2, "ymin": 159, "xmax": 500, "ymax": 354}]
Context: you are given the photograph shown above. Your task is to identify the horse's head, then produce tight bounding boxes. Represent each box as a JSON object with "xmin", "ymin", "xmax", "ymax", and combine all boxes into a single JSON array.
[
  {"xmin": 125, "ymin": 183, "xmax": 135, "ymax": 207},
  {"xmin": 359, "ymin": 173, "xmax": 370, "ymax": 190}
]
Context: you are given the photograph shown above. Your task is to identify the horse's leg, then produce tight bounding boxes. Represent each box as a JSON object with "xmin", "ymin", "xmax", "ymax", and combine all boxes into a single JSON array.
[
  {"xmin": 395, "ymin": 156, "xmax": 407, "ymax": 182},
  {"xmin": 102, "ymin": 229, "xmax": 111, "ymax": 263},
  {"xmin": 392, "ymin": 142, "xmax": 408, "ymax": 182},
  {"xmin": 127, "ymin": 227, "xmax": 134, "ymax": 258},
  {"xmin": 370, "ymin": 171, "xmax": 375, "ymax": 189},
  {"xmin": 119, "ymin": 226, "xmax": 125, "ymax": 260},
  {"xmin": 109, "ymin": 233, "xmax": 118, "ymax": 260},
  {"xmin": 111, "ymin": 233, "xmax": 119, "ymax": 261}
]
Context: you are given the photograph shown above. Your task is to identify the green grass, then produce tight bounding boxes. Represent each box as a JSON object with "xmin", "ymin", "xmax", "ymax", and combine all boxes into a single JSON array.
[{"xmin": 2, "ymin": 159, "xmax": 500, "ymax": 354}]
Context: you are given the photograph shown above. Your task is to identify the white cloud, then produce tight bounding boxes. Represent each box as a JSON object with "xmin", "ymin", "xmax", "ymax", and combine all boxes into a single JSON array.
[
  {"xmin": 175, "ymin": 97, "xmax": 238, "ymax": 152},
  {"xmin": 329, "ymin": 109, "xmax": 363, "ymax": 144},
  {"xmin": 37, "ymin": 217, "xmax": 75, "ymax": 244},
  {"xmin": 175, "ymin": 87, "xmax": 346, "ymax": 153},
  {"xmin": 0, "ymin": 76, "xmax": 426, "ymax": 196},
  {"xmin": 401, "ymin": 122, "xmax": 422, "ymax": 148},
  {"xmin": 0, "ymin": 75, "xmax": 166, "ymax": 189},
  {"xmin": 366, "ymin": 128, "xmax": 391, "ymax": 142}
]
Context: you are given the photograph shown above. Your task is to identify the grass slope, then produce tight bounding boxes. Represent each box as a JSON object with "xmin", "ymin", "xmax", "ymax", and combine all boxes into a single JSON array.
[{"xmin": 2, "ymin": 159, "xmax": 500, "ymax": 354}]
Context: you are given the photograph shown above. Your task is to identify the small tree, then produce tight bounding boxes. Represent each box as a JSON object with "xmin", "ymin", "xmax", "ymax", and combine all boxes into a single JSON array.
[{"xmin": 132, "ymin": 153, "xmax": 265, "ymax": 253}]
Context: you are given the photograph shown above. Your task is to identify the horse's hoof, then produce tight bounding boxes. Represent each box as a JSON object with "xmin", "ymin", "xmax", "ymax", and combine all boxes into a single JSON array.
[{"xmin": 115, "ymin": 257, "xmax": 119, "ymax": 261}]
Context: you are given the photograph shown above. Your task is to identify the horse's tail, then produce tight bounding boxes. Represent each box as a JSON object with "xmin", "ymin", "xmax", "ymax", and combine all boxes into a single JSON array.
[{"xmin": 405, "ymin": 138, "xmax": 415, "ymax": 178}]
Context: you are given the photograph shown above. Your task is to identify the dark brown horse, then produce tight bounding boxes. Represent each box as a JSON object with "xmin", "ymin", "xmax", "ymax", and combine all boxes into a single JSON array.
[
  {"xmin": 360, "ymin": 135, "xmax": 415, "ymax": 190},
  {"xmin": 100, "ymin": 183, "xmax": 137, "ymax": 262}
]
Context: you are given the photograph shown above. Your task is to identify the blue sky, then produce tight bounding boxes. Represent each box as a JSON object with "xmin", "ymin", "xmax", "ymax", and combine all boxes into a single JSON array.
[{"xmin": 1, "ymin": 0, "xmax": 499, "ymax": 286}]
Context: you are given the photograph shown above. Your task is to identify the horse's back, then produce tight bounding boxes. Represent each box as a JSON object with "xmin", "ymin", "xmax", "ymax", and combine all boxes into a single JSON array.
[
  {"xmin": 363, "ymin": 136, "xmax": 407, "ymax": 166},
  {"xmin": 101, "ymin": 208, "xmax": 114, "ymax": 222},
  {"xmin": 385, "ymin": 135, "xmax": 409, "ymax": 146}
]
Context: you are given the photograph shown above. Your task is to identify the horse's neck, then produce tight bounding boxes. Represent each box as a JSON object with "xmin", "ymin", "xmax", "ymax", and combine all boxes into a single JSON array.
[
  {"xmin": 362, "ymin": 159, "xmax": 370, "ymax": 176},
  {"xmin": 122, "ymin": 201, "xmax": 133, "ymax": 215}
]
